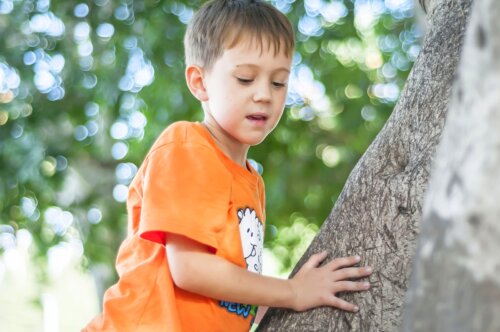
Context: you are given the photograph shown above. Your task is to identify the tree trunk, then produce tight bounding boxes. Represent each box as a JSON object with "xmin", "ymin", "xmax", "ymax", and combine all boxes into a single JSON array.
[
  {"xmin": 401, "ymin": 0, "xmax": 500, "ymax": 330},
  {"xmin": 258, "ymin": 0, "xmax": 472, "ymax": 330}
]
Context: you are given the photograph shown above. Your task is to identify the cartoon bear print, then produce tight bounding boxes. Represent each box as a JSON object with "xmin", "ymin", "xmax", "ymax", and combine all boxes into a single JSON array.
[{"xmin": 237, "ymin": 208, "xmax": 263, "ymax": 274}]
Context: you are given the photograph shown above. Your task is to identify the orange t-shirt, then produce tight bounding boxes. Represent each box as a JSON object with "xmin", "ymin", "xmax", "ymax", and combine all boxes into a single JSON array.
[{"xmin": 84, "ymin": 121, "xmax": 266, "ymax": 332}]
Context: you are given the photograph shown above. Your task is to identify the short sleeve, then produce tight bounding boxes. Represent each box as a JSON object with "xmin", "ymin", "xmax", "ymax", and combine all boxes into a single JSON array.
[
  {"xmin": 139, "ymin": 142, "xmax": 231, "ymax": 251},
  {"xmin": 259, "ymin": 179, "xmax": 266, "ymax": 223}
]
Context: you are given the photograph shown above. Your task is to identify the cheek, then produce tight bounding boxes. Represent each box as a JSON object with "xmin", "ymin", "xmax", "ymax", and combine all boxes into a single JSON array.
[{"xmin": 274, "ymin": 91, "xmax": 288, "ymax": 109}]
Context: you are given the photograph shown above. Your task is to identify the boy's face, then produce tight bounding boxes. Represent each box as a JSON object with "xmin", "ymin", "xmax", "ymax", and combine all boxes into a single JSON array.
[{"xmin": 199, "ymin": 37, "xmax": 292, "ymax": 150}]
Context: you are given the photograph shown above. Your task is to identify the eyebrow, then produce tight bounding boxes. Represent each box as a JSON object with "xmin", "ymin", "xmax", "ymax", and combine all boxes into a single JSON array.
[{"xmin": 235, "ymin": 64, "xmax": 290, "ymax": 74}]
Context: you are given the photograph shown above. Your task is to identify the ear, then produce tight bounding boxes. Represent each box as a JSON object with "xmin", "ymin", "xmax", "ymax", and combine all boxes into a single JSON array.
[{"xmin": 185, "ymin": 65, "xmax": 208, "ymax": 102}]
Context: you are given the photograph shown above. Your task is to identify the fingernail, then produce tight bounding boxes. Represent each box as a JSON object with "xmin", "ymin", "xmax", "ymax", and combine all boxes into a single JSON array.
[
  {"xmin": 355, "ymin": 255, "xmax": 361, "ymax": 261},
  {"xmin": 365, "ymin": 267, "xmax": 372, "ymax": 273},
  {"xmin": 363, "ymin": 282, "xmax": 370, "ymax": 289},
  {"xmin": 353, "ymin": 306, "xmax": 359, "ymax": 312}
]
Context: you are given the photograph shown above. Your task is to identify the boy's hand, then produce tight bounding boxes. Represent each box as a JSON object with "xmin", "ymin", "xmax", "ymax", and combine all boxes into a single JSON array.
[
  {"xmin": 288, "ymin": 251, "xmax": 372, "ymax": 312},
  {"xmin": 167, "ymin": 234, "xmax": 371, "ymax": 313}
]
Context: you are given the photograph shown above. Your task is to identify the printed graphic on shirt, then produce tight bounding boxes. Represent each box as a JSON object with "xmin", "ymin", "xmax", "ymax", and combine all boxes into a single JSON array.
[
  {"xmin": 219, "ymin": 208, "xmax": 263, "ymax": 322},
  {"xmin": 218, "ymin": 301, "xmax": 257, "ymax": 318},
  {"xmin": 238, "ymin": 207, "xmax": 264, "ymax": 274}
]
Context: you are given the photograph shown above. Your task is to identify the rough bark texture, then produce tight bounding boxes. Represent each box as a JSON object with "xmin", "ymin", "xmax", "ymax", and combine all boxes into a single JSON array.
[
  {"xmin": 401, "ymin": 0, "xmax": 500, "ymax": 330},
  {"xmin": 258, "ymin": 0, "xmax": 472, "ymax": 331}
]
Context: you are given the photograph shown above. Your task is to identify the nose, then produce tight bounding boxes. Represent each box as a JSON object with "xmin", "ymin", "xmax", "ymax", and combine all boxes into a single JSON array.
[{"xmin": 252, "ymin": 80, "xmax": 272, "ymax": 103}]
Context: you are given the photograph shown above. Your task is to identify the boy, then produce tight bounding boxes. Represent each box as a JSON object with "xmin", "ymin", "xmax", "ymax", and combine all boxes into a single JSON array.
[{"xmin": 84, "ymin": 0, "xmax": 372, "ymax": 331}]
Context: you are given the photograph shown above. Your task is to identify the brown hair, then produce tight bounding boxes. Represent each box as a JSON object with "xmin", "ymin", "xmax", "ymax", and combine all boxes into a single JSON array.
[{"xmin": 184, "ymin": 0, "xmax": 295, "ymax": 71}]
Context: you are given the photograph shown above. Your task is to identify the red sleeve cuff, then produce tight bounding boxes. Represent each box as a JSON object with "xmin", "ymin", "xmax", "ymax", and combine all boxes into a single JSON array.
[{"xmin": 141, "ymin": 231, "xmax": 166, "ymax": 245}]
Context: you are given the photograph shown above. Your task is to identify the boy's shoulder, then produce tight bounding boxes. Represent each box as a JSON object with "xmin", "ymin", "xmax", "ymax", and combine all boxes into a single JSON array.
[{"xmin": 150, "ymin": 121, "xmax": 210, "ymax": 152}]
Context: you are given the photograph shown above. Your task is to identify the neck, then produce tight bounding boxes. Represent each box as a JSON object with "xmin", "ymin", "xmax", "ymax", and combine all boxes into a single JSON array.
[{"xmin": 201, "ymin": 121, "xmax": 249, "ymax": 168}]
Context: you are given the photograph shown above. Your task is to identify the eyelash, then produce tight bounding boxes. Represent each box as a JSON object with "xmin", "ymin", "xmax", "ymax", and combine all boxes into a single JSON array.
[{"xmin": 236, "ymin": 78, "xmax": 287, "ymax": 88}]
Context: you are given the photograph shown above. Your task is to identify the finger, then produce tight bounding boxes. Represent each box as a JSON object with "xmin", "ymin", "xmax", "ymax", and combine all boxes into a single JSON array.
[
  {"xmin": 326, "ymin": 296, "xmax": 359, "ymax": 312},
  {"xmin": 302, "ymin": 251, "xmax": 328, "ymax": 269},
  {"xmin": 331, "ymin": 266, "xmax": 373, "ymax": 281},
  {"xmin": 325, "ymin": 255, "xmax": 361, "ymax": 271},
  {"xmin": 332, "ymin": 281, "xmax": 371, "ymax": 293}
]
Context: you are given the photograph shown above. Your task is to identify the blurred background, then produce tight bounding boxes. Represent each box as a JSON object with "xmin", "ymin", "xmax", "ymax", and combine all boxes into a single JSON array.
[{"xmin": 0, "ymin": 0, "xmax": 422, "ymax": 330}]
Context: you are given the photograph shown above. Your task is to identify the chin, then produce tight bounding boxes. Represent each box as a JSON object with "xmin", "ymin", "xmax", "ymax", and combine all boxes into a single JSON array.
[{"xmin": 246, "ymin": 137, "xmax": 267, "ymax": 146}]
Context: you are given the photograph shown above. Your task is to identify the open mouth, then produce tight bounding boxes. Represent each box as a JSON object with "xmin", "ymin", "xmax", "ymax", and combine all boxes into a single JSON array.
[{"xmin": 246, "ymin": 114, "xmax": 268, "ymax": 121}]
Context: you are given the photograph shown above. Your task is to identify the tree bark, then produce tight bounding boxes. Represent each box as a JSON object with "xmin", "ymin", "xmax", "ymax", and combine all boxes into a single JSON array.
[
  {"xmin": 258, "ymin": 0, "xmax": 472, "ymax": 330},
  {"xmin": 401, "ymin": 0, "xmax": 500, "ymax": 330}
]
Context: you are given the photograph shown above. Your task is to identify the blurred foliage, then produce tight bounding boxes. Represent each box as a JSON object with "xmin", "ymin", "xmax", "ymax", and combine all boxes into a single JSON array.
[{"xmin": 0, "ymin": 0, "xmax": 421, "ymax": 287}]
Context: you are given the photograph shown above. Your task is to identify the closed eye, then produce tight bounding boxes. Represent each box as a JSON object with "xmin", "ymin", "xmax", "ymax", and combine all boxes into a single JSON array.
[
  {"xmin": 272, "ymin": 82, "xmax": 287, "ymax": 88},
  {"xmin": 237, "ymin": 77, "xmax": 253, "ymax": 85}
]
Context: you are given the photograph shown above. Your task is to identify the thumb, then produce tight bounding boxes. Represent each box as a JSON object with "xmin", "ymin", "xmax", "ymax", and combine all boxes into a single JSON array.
[{"xmin": 302, "ymin": 251, "xmax": 328, "ymax": 269}]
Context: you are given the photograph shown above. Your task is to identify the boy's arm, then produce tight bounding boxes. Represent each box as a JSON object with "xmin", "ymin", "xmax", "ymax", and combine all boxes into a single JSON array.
[{"xmin": 166, "ymin": 233, "xmax": 372, "ymax": 312}]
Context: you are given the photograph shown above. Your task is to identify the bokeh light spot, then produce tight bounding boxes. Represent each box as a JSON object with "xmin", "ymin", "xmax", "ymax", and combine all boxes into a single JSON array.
[
  {"xmin": 74, "ymin": 125, "xmax": 89, "ymax": 141},
  {"xmin": 96, "ymin": 23, "xmax": 115, "ymax": 39},
  {"xmin": 74, "ymin": 3, "xmax": 90, "ymax": 18},
  {"xmin": 110, "ymin": 121, "xmax": 129, "ymax": 139},
  {"xmin": 111, "ymin": 142, "xmax": 129, "ymax": 160},
  {"xmin": 87, "ymin": 207, "xmax": 102, "ymax": 224},
  {"xmin": 113, "ymin": 184, "xmax": 129, "ymax": 202}
]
